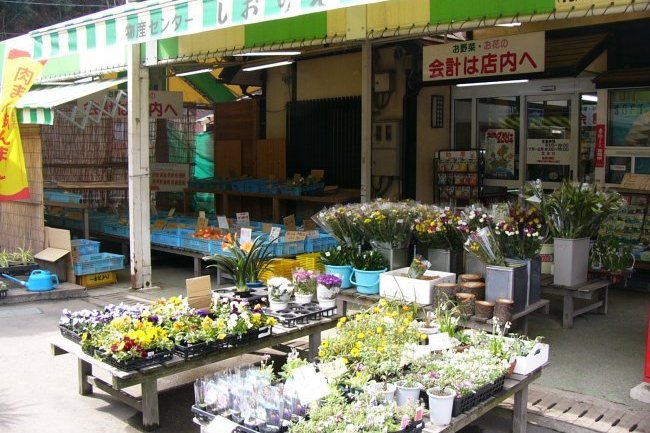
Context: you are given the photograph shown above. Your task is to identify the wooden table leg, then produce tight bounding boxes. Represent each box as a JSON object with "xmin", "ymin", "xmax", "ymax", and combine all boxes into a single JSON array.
[
  {"xmin": 336, "ymin": 298, "xmax": 347, "ymax": 317},
  {"xmin": 563, "ymin": 294, "xmax": 574, "ymax": 329},
  {"xmin": 308, "ymin": 331, "xmax": 322, "ymax": 362},
  {"xmin": 78, "ymin": 358, "xmax": 93, "ymax": 396},
  {"xmin": 512, "ymin": 384, "xmax": 529, "ymax": 433},
  {"xmin": 141, "ymin": 378, "xmax": 159, "ymax": 431},
  {"xmin": 193, "ymin": 257, "xmax": 201, "ymax": 277},
  {"xmin": 598, "ymin": 284, "xmax": 609, "ymax": 314},
  {"xmin": 272, "ymin": 197, "xmax": 281, "ymax": 224}
]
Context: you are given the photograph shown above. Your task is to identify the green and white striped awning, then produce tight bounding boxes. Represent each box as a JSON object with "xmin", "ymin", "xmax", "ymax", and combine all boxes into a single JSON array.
[
  {"xmin": 30, "ymin": 0, "xmax": 386, "ymax": 60},
  {"xmin": 15, "ymin": 77, "xmax": 127, "ymax": 125}
]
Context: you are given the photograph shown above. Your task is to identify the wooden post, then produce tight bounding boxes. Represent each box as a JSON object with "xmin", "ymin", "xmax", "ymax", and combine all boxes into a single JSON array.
[
  {"xmin": 77, "ymin": 359, "xmax": 93, "ymax": 396},
  {"xmin": 141, "ymin": 378, "xmax": 159, "ymax": 430},
  {"xmin": 360, "ymin": 40, "xmax": 372, "ymax": 203},
  {"xmin": 127, "ymin": 43, "xmax": 152, "ymax": 289},
  {"xmin": 562, "ymin": 294, "xmax": 574, "ymax": 329},
  {"xmin": 512, "ymin": 385, "xmax": 529, "ymax": 433}
]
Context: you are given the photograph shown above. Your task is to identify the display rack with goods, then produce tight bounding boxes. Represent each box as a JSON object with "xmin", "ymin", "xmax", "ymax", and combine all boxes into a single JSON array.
[{"xmin": 434, "ymin": 150, "xmax": 482, "ymax": 204}]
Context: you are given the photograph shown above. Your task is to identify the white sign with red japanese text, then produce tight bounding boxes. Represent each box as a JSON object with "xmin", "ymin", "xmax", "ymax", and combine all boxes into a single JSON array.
[
  {"xmin": 526, "ymin": 139, "xmax": 570, "ymax": 166},
  {"xmin": 151, "ymin": 163, "xmax": 189, "ymax": 192},
  {"xmin": 78, "ymin": 90, "xmax": 182, "ymax": 119},
  {"xmin": 423, "ymin": 32, "xmax": 545, "ymax": 82}
]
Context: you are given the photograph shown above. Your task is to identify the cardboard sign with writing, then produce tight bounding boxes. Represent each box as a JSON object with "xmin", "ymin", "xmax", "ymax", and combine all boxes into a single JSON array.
[
  {"xmin": 186, "ymin": 275, "xmax": 212, "ymax": 310},
  {"xmin": 196, "ymin": 217, "xmax": 209, "ymax": 231},
  {"xmin": 217, "ymin": 215, "xmax": 229, "ymax": 230},
  {"xmin": 291, "ymin": 364, "xmax": 330, "ymax": 404},
  {"xmin": 240, "ymin": 227, "xmax": 252, "ymax": 243},
  {"xmin": 283, "ymin": 214, "xmax": 297, "ymax": 231},
  {"xmin": 269, "ymin": 226, "xmax": 282, "ymax": 243},
  {"xmin": 205, "ymin": 415, "xmax": 238, "ymax": 433},
  {"xmin": 236, "ymin": 212, "xmax": 250, "ymax": 227},
  {"xmin": 303, "ymin": 218, "xmax": 317, "ymax": 231},
  {"xmin": 285, "ymin": 231, "xmax": 307, "ymax": 242},
  {"xmin": 152, "ymin": 220, "xmax": 167, "ymax": 230},
  {"xmin": 305, "ymin": 230, "xmax": 320, "ymax": 239},
  {"xmin": 262, "ymin": 222, "xmax": 273, "ymax": 233},
  {"xmin": 318, "ymin": 359, "xmax": 348, "ymax": 380},
  {"xmin": 167, "ymin": 207, "xmax": 176, "ymax": 218}
]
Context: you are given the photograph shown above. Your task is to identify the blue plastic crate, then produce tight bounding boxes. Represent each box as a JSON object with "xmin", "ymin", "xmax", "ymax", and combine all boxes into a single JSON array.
[
  {"xmin": 73, "ymin": 253, "xmax": 125, "ymax": 276},
  {"xmin": 44, "ymin": 190, "xmax": 83, "ymax": 204},
  {"xmin": 71, "ymin": 239, "xmax": 101, "ymax": 256},
  {"xmin": 302, "ymin": 181, "xmax": 325, "ymax": 195},
  {"xmin": 102, "ymin": 223, "xmax": 129, "ymax": 238},
  {"xmin": 151, "ymin": 229, "xmax": 193, "ymax": 248},
  {"xmin": 305, "ymin": 234, "xmax": 337, "ymax": 253},
  {"xmin": 279, "ymin": 185, "xmax": 302, "ymax": 196},
  {"xmin": 272, "ymin": 237, "xmax": 305, "ymax": 257},
  {"xmin": 181, "ymin": 235, "xmax": 224, "ymax": 254}
]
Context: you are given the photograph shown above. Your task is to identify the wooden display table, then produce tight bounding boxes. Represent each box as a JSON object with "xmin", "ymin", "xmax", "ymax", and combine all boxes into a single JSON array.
[
  {"xmin": 194, "ymin": 365, "xmax": 546, "ymax": 433},
  {"xmin": 50, "ymin": 316, "xmax": 339, "ymax": 430},
  {"xmin": 540, "ymin": 275, "xmax": 608, "ymax": 329}
]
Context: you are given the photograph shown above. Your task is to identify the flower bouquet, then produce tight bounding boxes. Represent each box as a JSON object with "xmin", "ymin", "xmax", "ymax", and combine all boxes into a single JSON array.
[
  {"xmin": 494, "ymin": 204, "xmax": 546, "ymax": 260},
  {"xmin": 360, "ymin": 199, "xmax": 418, "ymax": 250},
  {"xmin": 415, "ymin": 206, "xmax": 464, "ymax": 250},
  {"xmin": 312, "ymin": 204, "xmax": 366, "ymax": 247},
  {"xmin": 463, "ymin": 226, "xmax": 507, "ymax": 267}
]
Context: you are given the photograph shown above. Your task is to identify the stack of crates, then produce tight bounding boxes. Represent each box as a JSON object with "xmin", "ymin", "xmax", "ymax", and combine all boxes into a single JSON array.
[
  {"xmin": 296, "ymin": 252, "xmax": 325, "ymax": 272},
  {"xmin": 259, "ymin": 258, "xmax": 300, "ymax": 283},
  {"xmin": 71, "ymin": 239, "xmax": 125, "ymax": 288}
]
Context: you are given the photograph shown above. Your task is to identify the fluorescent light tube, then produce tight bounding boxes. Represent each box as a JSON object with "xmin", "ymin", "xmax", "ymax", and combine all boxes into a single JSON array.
[
  {"xmin": 495, "ymin": 22, "xmax": 522, "ymax": 27},
  {"xmin": 234, "ymin": 51, "xmax": 301, "ymax": 57},
  {"xmin": 581, "ymin": 94, "xmax": 598, "ymax": 102},
  {"xmin": 242, "ymin": 60, "xmax": 294, "ymax": 72},
  {"xmin": 456, "ymin": 79, "xmax": 528, "ymax": 87},
  {"xmin": 175, "ymin": 68, "xmax": 212, "ymax": 77}
]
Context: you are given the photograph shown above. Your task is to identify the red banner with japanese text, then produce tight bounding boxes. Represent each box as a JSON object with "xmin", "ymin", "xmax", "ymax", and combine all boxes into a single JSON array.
[
  {"xmin": 595, "ymin": 124, "xmax": 606, "ymax": 168},
  {"xmin": 0, "ymin": 49, "xmax": 46, "ymax": 200}
]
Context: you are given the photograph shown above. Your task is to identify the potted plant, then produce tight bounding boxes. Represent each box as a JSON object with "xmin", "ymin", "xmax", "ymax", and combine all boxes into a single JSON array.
[
  {"xmin": 350, "ymin": 249, "xmax": 388, "ymax": 294},
  {"xmin": 316, "ymin": 273, "xmax": 342, "ymax": 309},
  {"xmin": 542, "ymin": 181, "xmax": 624, "ymax": 286},
  {"xmin": 203, "ymin": 235, "xmax": 273, "ymax": 294},
  {"xmin": 415, "ymin": 206, "xmax": 464, "ymax": 273},
  {"xmin": 292, "ymin": 268, "xmax": 317, "ymax": 304},
  {"xmin": 266, "ymin": 277, "xmax": 292, "ymax": 310},
  {"xmin": 320, "ymin": 245, "xmax": 354, "ymax": 288},
  {"xmin": 426, "ymin": 386, "xmax": 457, "ymax": 425},
  {"xmin": 395, "ymin": 375, "xmax": 423, "ymax": 407}
]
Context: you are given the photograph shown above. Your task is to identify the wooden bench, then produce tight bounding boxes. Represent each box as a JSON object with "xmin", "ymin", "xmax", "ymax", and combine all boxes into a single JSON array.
[
  {"xmin": 50, "ymin": 316, "xmax": 338, "ymax": 430},
  {"xmin": 540, "ymin": 275, "xmax": 609, "ymax": 329}
]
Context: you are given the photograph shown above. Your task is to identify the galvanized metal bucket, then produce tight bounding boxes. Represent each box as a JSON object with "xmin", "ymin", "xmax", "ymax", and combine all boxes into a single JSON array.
[{"xmin": 485, "ymin": 264, "xmax": 527, "ymax": 313}]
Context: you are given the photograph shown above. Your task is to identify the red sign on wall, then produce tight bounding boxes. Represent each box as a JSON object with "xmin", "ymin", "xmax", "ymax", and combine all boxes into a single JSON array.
[{"xmin": 595, "ymin": 124, "xmax": 606, "ymax": 168}]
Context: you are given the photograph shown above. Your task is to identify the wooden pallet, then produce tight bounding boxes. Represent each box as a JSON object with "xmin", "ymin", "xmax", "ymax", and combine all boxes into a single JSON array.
[{"xmin": 499, "ymin": 385, "xmax": 650, "ymax": 433}]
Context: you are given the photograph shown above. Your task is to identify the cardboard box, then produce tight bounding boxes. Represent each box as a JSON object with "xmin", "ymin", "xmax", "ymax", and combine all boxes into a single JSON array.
[
  {"xmin": 34, "ymin": 227, "xmax": 74, "ymax": 283},
  {"xmin": 380, "ymin": 268, "xmax": 456, "ymax": 304}
]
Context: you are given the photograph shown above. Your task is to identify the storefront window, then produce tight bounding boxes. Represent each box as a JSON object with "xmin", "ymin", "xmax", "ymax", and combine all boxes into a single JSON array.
[
  {"xmin": 526, "ymin": 98, "xmax": 571, "ymax": 183},
  {"xmin": 477, "ymin": 97, "xmax": 520, "ymax": 180},
  {"xmin": 454, "ymin": 99, "xmax": 472, "ymax": 149},
  {"xmin": 609, "ymin": 89, "xmax": 650, "ymax": 146},
  {"xmin": 606, "ymin": 156, "xmax": 631, "ymax": 183}
]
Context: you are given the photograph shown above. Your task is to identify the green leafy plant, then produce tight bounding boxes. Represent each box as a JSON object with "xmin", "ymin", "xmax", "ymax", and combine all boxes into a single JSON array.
[
  {"xmin": 203, "ymin": 235, "xmax": 273, "ymax": 291},
  {"xmin": 13, "ymin": 247, "xmax": 34, "ymax": 264},
  {"xmin": 350, "ymin": 249, "xmax": 388, "ymax": 271},
  {"xmin": 542, "ymin": 181, "xmax": 625, "ymax": 239},
  {"xmin": 319, "ymin": 245, "xmax": 354, "ymax": 266}
]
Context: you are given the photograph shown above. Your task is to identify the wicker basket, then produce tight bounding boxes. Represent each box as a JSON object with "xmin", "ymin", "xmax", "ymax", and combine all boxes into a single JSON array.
[
  {"xmin": 494, "ymin": 298, "xmax": 514, "ymax": 322},
  {"xmin": 459, "ymin": 281, "xmax": 485, "ymax": 301},
  {"xmin": 475, "ymin": 300, "xmax": 494, "ymax": 319},
  {"xmin": 456, "ymin": 292, "xmax": 476, "ymax": 317}
]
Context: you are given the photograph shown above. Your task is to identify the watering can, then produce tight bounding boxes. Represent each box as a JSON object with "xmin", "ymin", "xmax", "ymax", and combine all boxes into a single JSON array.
[{"xmin": 1, "ymin": 270, "xmax": 59, "ymax": 292}]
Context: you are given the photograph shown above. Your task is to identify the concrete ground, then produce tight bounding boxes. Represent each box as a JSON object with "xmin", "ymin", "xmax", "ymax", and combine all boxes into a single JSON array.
[{"xmin": 0, "ymin": 250, "xmax": 648, "ymax": 432}]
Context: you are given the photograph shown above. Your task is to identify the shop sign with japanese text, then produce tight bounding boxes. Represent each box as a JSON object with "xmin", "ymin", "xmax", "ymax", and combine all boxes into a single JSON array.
[
  {"xmin": 151, "ymin": 163, "xmax": 189, "ymax": 192},
  {"xmin": 526, "ymin": 138, "xmax": 570, "ymax": 165},
  {"xmin": 423, "ymin": 32, "xmax": 545, "ymax": 82},
  {"xmin": 78, "ymin": 91, "xmax": 182, "ymax": 119},
  {"xmin": 595, "ymin": 124, "xmax": 606, "ymax": 168}
]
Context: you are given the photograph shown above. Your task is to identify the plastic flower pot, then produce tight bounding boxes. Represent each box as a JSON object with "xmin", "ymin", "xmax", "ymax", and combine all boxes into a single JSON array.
[
  {"xmin": 317, "ymin": 297, "xmax": 336, "ymax": 309},
  {"xmin": 366, "ymin": 381, "xmax": 397, "ymax": 403},
  {"xmin": 350, "ymin": 268, "xmax": 387, "ymax": 294},
  {"xmin": 427, "ymin": 387, "xmax": 456, "ymax": 426},
  {"xmin": 294, "ymin": 293, "xmax": 313, "ymax": 305},
  {"xmin": 269, "ymin": 299, "xmax": 289, "ymax": 311},
  {"xmin": 553, "ymin": 237, "xmax": 590, "ymax": 287},
  {"xmin": 395, "ymin": 380, "xmax": 423, "ymax": 406},
  {"xmin": 324, "ymin": 265, "xmax": 353, "ymax": 289}
]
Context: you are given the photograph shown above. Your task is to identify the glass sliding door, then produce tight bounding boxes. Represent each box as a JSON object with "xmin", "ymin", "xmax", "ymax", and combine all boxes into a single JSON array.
[{"xmin": 525, "ymin": 96, "xmax": 575, "ymax": 186}]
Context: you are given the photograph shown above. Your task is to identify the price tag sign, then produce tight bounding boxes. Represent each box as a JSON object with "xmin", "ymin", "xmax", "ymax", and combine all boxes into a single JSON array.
[
  {"xmin": 152, "ymin": 220, "xmax": 167, "ymax": 230},
  {"xmin": 205, "ymin": 415, "xmax": 239, "ymax": 433},
  {"xmin": 303, "ymin": 218, "xmax": 317, "ymax": 231},
  {"xmin": 285, "ymin": 231, "xmax": 307, "ymax": 242},
  {"xmin": 196, "ymin": 217, "xmax": 209, "ymax": 231},
  {"xmin": 217, "ymin": 215, "xmax": 229, "ymax": 230},
  {"xmin": 236, "ymin": 212, "xmax": 250, "ymax": 227},
  {"xmin": 240, "ymin": 227, "xmax": 252, "ymax": 243},
  {"xmin": 167, "ymin": 207, "xmax": 176, "ymax": 218},
  {"xmin": 269, "ymin": 226, "xmax": 282, "ymax": 243},
  {"xmin": 318, "ymin": 359, "xmax": 347, "ymax": 380},
  {"xmin": 262, "ymin": 223, "xmax": 273, "ymax": 233},
  {"xmin": 283, "ymin": 214, "xmax": 297, "ymax": 231},
  {"xmin": 199, "ymin": 211, "xmax": 206, "ymax": 219},
  {"xmin": 291, "ymin": 364, "xmax": 330, "ymax": 404},
  {"xmin": 305, "ymin": 230, "xmax": 320, "ymax": 239}
]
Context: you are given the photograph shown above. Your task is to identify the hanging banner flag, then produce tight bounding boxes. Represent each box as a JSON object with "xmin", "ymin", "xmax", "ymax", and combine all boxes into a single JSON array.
[
  {"xmin": 595, "ymin": 124, "xmax": 606, "ymax": 168},
  {"xmin": 0, "ymin": 49, "xmax": 46, "ymax": 201}
]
